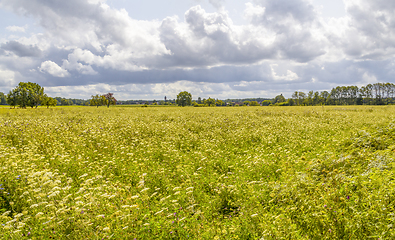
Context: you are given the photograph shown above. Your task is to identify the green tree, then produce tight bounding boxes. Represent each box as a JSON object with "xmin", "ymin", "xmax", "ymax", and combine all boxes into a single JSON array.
[
  {"xmin": 273, "ymin": 94, "xmax": 286, "ymax": 104},
  {"xmin": 61, "ymin": 98, "xmax": 72, "ymax": 106},
  {"xmin": 27, "ymin": 82, "xmax": 44, "ymax": 108},
  {"xmin": 0, "ymin": 92, "xmax": 7, "ymax": 105},
  {"xmin": 90, "ymin": 94, "xmax": 105, "ymax": 107},
  {"xmin": 6, "ymin": 89, "xmax": 17, "ymax": 108},
  {"xmin": 176, "ymin": 91, "xmax": 192, "ymax": 107},
  {"xmin": 42, "ymin": 94, "xmax": 57, "ymax": 108},
  {"xmin": 215, "ymin": 99, "xmax": 224, "ymax": 106},
  {"xmin": 250, "ymin": 101, "xmax": 260, "ymax": 106},
  {"xmin": 261, "ymin": 100, "xmax": 272, "ymax": 106},
  {"xmin": 204, "ymin": 98, "xmax": 216, "ymax": 107}
]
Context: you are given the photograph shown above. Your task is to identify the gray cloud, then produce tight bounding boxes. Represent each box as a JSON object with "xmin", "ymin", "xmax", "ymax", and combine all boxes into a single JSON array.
[{"xmin": 1, "ymin": 41, "xmax": 42, "ymax": 57}]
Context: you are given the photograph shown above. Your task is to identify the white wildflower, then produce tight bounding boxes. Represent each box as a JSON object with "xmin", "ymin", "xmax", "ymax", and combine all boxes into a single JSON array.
[{"xmin": 154, "ymin": 210, "xmax": 163, "ymax": 215}]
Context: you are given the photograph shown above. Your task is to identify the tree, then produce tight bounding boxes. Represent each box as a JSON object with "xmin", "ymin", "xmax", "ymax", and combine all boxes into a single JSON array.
[
  {"xmin": 176, "ymin": 91, "xmax": 192, "ymax": 107},
  {"xmin": 42, "ymin": 94, "xmax": 57, "ymax": 108},
  {"xmin": 273, "ymin": 94, "xmax": 286, "ymax": 104},
  {"xmin": 215, "ymin": 99, "xmax": 224, "ymax": 106},
  {"xmin": 27, "ymin": 82, "xmax": 44, "ymax": 108},
  {"xmin": 261, "ymin": 100, "xmax": 272, "ymax": 106},
  {"xmin": 250, "ymin": 101, "xmax": 260, "ymax": 106},
  {"xmin": 6, "ymin": 82, "xmax": 45, "ymax": 109},
  {"xmin": 103, "ymin": 93, "xmax": 117, "ymax": 108},
  {"xmin": 0, "ymin": 92, "xmax": 7, "ymax": 105},
  {"xmin": 6, "ymin": 89, "xmax": 17, "ymax": 108},
  {"xmin": 90, "ymin": 94, "xmax": 105, "ymax": 107},
  {"xmin": 61, "ymin": 98, "xmax": 72, "ymax": 106},
  {"xmin": 243, "ymin": 101, "xmax": 251, "ymax": 106},
  {"xmin": 204, "ymin": 97, "xmax": 216, "ymax": 107}
]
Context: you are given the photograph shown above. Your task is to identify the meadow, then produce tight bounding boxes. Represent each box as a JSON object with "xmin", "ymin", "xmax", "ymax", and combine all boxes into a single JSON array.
[{"xmin": 0, "ymin": 105, "xmax": 395, "ymax": 239}]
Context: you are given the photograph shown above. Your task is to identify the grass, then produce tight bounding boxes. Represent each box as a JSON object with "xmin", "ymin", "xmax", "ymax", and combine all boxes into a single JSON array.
[{"xmin": 0, "ymin": 105, "xmax": 394, "ymax": 239}]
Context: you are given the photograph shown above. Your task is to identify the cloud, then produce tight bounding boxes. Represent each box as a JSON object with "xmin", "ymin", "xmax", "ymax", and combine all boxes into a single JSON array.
[
  {"xmin": 39, "ymin": 61, "xmax": 70, "ymax": 77},
  {"xmin": 6, "ymin": 25, "xmax": 26, "ymax": 32},
  {"xmin": 1, "ymin": 41, "xmax": 42, "ymax": 57},
  {"xmin": 208, "ymin": 0, "xmax": 224, "ymax": 10}
]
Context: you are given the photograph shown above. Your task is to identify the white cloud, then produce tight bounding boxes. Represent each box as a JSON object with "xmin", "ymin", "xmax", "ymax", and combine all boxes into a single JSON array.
[
  {"xmin": 0, "ymin": 68, "xmax": 16, "ymax": 87},
  {"xmin": 39, "ymin": 61, "xmax": 70, "ymax": 77},
  {"xmin": 6, "ymin": 25, "xmax": 27, "ymax": 32}
]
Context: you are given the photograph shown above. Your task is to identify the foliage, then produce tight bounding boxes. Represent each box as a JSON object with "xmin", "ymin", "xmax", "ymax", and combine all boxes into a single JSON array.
[
  {"xmin": 261, "ymin": 100, "xmax": 272, "ymax": 106},
  {"xmin": 273, "ymin": 94, "xmax": 286, "ymax": 104},
  {"xmin": 0, "ymin": 106, "xmax": 395, "ymax": 239},
  {"xmin": 176, "ymin": 91, "xmax": 192, "ymax": 107},
  {"xmin": 250, "ymin": 101, "xmax": 260, "ymax": 106},
  {"xmin": 90, "ymin": 94, "xmax": 106, "ymax": 108},
  {"xmin": 41, "ymin": 95, "xmax": 57, "ymax": 108},
  {"xmin": 103, "ymin": 93, "xmax": 117, "ymax": 108},
  {"xmin": 204, "ymin": 97, "xmax": 216, "ymax": 107},
  {"xmin": 6, "ymin": 82, "xmax": 45, "ymax": 109}
]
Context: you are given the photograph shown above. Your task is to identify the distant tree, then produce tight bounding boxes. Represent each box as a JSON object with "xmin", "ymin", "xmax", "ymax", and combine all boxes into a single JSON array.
[
  {"xmin": 197, "ymin": 97, "xmax": 202, "ymax": 104},
  {"xmin": 261, "ymin": 100, "xmax": 272, "ymax": 106},
  {"xmin": 273, "ymin": 94, "xmax": 286, "ymax": 104},
  {"xmin": 61, "ymin": 98, "xmax": 72, "ymax": 106},
  {"xmin": 103, "ymin": 93, "xmax": 117, "ymax": 108},
  {"xmin": 250, "ymin": 101, "xmax": 260, "ymax": 106},
  {"xmin": 243, "ymin": 101, "xmax": 251, "ymax": 106},
  {"xmin": 176, "ymin": 91, "xmax": 192, "ymax": 107},
  {"xmin": 204, "ymin": 97, "xmax": 216, "ymax": 107},
  {"xmin": 0, "ymin": 92, "xmax": 7, "ymax": 105},
  {"xmin": 215, "ymin": 99, "xmax": 224, "ymax": 106}
]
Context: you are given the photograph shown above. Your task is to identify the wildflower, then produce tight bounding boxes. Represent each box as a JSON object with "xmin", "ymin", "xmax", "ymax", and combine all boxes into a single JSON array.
[
  {"xmin": 155, "ymin": 210, "xmax": 163, "ymax": 215},
  {"xmin": 36, "ymin": 212, "xmax": 44, "ymax": 217}
]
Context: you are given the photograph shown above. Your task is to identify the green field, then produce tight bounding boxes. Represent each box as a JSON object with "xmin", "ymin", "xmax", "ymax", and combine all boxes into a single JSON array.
[{"xmin": 1, "ymin": 106, "xmax": 395, "ymax": 239}]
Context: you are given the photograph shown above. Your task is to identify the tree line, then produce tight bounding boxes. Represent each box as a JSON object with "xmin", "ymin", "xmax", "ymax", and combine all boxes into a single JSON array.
[
  {"xmin": 176, "ymin": 82, "xmax": 395, "ymax": 107},
  {"xmin": 3, "ymin": 82, "xmax": 117, "ymax": 109},
  {"xmin": 287, "ymin": 83, "xmax": 395, "ymax": 106},
  {"xmin": 3, "ymin": 82, "xmax": 395, "ymax": 108}
]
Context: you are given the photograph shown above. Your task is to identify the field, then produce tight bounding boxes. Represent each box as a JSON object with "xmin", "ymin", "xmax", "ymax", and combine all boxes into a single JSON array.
[{"xmin": 1, "ymin": 106, "xmax": 395, "ymax": 239}]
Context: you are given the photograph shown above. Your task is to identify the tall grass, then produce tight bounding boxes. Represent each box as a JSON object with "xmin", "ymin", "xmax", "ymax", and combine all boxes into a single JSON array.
[{"xmin": 0, "ymin": 106, "xmax": 394, "ymax": 239}]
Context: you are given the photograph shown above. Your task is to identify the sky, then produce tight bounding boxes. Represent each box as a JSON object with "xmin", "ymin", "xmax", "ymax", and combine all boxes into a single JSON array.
[{"xmin": 0, "ymin": 0, "xmax": 394, "ymax": 100}]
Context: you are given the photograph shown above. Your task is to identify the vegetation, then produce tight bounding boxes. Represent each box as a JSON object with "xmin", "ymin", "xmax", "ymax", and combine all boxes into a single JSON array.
[
  {"xmin": 89, "ymin": 93, "xmax": 116, "ymax": 108},
  {"xmin": 176, "ymin": 91, "xmax": 192, "ymax": 107},
  {"xmin": 0, "ymin": 106, "xmax": 395, "ymax": 239},
  {"xmin": 6, "ymin": 82, "xmax": 45, "ymax": 109}
]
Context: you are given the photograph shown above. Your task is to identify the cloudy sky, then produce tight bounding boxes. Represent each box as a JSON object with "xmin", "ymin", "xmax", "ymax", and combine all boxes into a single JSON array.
[{"xmin": 0, "ymin": 0, "xmax": 394, "ymax": 100}]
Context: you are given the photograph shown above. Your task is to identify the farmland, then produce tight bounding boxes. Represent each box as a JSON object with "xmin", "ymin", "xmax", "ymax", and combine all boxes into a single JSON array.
[{"xmin": 0, "ymin": 106, "xmax": 395, "ymax": 239}]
